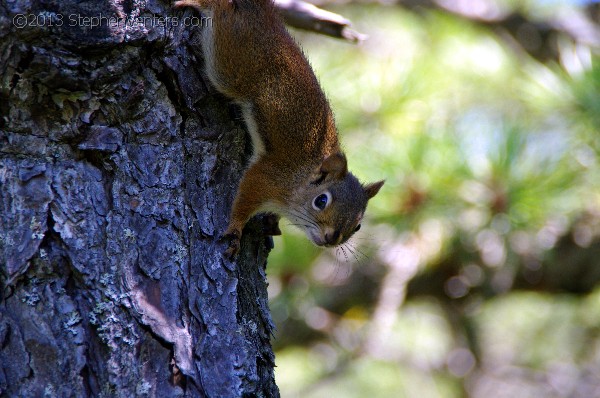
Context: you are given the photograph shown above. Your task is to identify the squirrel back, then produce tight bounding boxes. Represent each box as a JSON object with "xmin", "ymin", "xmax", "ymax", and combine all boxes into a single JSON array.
[{"xmin": 175, "ymin": 0, "xmax": 384, "ymax": 255}]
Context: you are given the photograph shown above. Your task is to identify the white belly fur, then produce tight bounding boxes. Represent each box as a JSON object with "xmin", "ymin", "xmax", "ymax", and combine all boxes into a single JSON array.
[
  {"xmin": 239, "ymin": 101, "xmax": 266, "ymax": 164},
  {"xmin": 201, "ymin": 15, "xmax": 266, "ymax": 165}
]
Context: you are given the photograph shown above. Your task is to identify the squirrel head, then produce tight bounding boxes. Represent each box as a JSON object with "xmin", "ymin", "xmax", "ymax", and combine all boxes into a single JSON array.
[{"xmin": 286, "ymin": 152, "xmax": 385, "ymax": 247}]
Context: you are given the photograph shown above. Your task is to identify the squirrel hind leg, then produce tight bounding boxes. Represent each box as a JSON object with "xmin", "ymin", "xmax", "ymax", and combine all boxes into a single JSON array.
[{"xmin": 173, "ymin": 0, "xmax": 213, "ymax": 11}]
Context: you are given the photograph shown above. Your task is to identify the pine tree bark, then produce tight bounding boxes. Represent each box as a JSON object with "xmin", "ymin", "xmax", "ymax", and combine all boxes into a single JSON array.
[{"xmin": 0, "ymin": 1, "xmax": 278, "ymax": 396}]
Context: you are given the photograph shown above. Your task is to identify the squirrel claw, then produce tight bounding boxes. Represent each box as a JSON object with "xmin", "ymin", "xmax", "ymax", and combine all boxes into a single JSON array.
[
  {"xmin": 262, "ymin": 213, "xmax": 281, "ymax": 236},
  {"xmin": 221, "ymin": 229, "xmax": 241, "ymax": 259},
  {"xmin": 224, "ymin": 242, "xmax": 240, "ymax": 260}
]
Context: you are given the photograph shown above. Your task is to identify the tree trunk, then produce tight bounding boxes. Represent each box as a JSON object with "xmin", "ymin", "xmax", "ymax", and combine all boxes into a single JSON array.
[{"xmin": 0, "ymin": 1, "xmax": 279, "ymax": 397}]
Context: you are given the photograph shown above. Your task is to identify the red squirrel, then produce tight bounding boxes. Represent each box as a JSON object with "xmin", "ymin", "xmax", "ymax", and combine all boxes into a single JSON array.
[{"xmin": 175, "ymin": 0, "xmax": 384, "ymax": 257}]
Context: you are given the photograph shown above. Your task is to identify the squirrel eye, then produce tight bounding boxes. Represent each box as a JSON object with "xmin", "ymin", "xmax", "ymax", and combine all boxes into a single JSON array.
[
  {"xmin": 354, "ymin": 224, "xmax": 361, "ymax": 232},
  {"xmin": 312, "ymin": 192, "xmax": 331, "ymax": 211}
]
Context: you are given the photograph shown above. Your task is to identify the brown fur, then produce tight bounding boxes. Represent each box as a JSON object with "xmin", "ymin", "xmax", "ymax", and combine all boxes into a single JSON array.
[{"xmin": 175, "ymin": 0, "xmax": 384, "ymax": 257}]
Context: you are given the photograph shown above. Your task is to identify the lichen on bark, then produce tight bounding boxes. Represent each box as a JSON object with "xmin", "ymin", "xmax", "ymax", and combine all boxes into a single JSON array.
[{"xmin": 0, "ymin": 1, "xmax": 278, "ymax": 396}]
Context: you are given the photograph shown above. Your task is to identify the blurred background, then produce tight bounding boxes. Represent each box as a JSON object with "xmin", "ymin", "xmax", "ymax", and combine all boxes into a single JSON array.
[{"xmin": 269, "ymin": 0, "xmax": 600, "ymax": 397}]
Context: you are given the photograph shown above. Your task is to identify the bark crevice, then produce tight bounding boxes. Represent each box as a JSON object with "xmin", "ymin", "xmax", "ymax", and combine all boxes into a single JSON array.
[{"xmin": 1, "ymin": 1, "xmax": 279, "ymax": 396}]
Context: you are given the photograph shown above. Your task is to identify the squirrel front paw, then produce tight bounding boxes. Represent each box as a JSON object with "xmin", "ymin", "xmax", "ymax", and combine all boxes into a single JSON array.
[
  {"xmin": 262, "ymin": 213, "xmax": 281, "ymax": 236},
  {"xmin": 221, "ymin": 227, "xmax": 241, "ymax": 259}
]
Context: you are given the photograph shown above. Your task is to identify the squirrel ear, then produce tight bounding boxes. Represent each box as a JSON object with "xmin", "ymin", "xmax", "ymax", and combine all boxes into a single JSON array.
[
  {"xmin": 320, "ymin": 152, "xmax": 347, "ymax": 179},
  {"xmin": 364, "ymin": 180, "xmax": 385, "ymax": 199}
]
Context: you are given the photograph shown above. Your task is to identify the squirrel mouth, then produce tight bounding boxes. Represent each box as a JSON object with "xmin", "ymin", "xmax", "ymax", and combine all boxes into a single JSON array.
[
  {"xmin": 306, "ymin": 230, "xmax": 327, "ymax": 247},
  {"xmin": 308, "ymin": 230, "xmax": 345, "ymax": 247},
  {"xmin": 311, "ymin": 236, "xmax": 327, "ymax": 247}
]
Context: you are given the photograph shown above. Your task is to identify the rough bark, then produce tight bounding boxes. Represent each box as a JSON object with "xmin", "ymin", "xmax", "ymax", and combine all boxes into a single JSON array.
[{"xmin": 0, "ymin": 1, "xmax": 278, "ymax": 397}]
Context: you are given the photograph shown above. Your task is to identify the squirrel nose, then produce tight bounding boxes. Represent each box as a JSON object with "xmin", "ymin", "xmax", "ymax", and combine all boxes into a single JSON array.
[{"xmin": 324, "ymin": 229, "xmax": 341, "ymax": 246}]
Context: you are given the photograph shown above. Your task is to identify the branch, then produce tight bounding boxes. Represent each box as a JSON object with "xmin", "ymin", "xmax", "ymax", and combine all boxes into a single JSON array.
[
  {"xmin": 313, "ymin": 0, "xmax": 600, "ymax": 63},
  {"xmin": 275, "ymin": 0, "xmax": 367, "ymax": 42},
  {"xmin": 407, "ymin": 0, "xmax": 600, "ymax": 63}
]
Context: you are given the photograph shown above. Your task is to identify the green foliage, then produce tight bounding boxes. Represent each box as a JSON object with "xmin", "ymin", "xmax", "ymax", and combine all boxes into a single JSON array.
[
  {"xmin": 277, "ymin": 348, "xmax": 461, "ymax": 398},
  {"xmin": 271, "ymin": 3, "xmax": 600, "ymax": 397}
]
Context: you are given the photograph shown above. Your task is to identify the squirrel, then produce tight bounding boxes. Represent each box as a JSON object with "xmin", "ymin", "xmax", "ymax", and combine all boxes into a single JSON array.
[{"xmin": 175, "ymin": 0, "xmax": 384, "ymax": 258}]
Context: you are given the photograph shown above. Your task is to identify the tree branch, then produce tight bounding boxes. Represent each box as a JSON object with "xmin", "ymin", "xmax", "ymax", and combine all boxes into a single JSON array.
[
  {"xmin": 313, "ymin": 0, "xmax": 600, "ymax": 63},
  {"xmin": 275, "ymin": 0, "xmax": 367, "ymax": 42}
]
